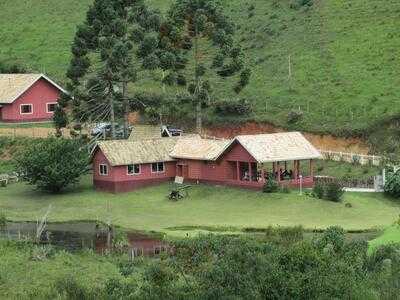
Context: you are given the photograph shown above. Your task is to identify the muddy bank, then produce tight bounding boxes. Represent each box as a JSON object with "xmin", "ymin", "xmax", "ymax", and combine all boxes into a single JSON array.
[{"xmin": 204, "ymin": 122, "xmax": 370, "ymax": 154}]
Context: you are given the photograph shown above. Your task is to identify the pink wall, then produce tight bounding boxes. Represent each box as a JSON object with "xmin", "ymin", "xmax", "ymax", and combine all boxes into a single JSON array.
[
  {"xmin": 180, "ymin": 141, "xmax": 257, "ymax": 182},
  {"xmin": 0, "ymin": 78, "xmax": 60, "ymax": 122},
  {"xmin": 93, "ymin": 148, "xmax": 176, "ymax": 192}
]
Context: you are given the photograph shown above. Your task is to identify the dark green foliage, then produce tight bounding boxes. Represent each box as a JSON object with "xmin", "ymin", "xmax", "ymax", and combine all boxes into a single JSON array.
[
  {"xmin": 215, "ymin": 98, "xmax": 252, "ymax": 116},
  {"xmin": 325, "ymin": 181, "xmax": 345, "ymax": 202},
  {"xmin": 2, "ymin": 233, "xmax": 400, "ymax": 299},
  {"xmin": 0, "ymin": 211, "xmax": 6, "ymax": 228},
  {"xmin": 0, "ymin": 60, "xmax": 28, "ymax": 73},
  {"xmin": 315, "ymin": 226, "xmax": 346, "ymax": 252},
  {"xmin": 312, "ymin": 182, "xmax": 324, "ymax": 199},
  {"xmin": 287, "ymin": 110, "xmax": 303, "ymax": 124},
  {"xmin": 263, "ymin": 177, "xmax": 279, "ymax": 193},
  {"xmin": 15, "ymin": 137, "xmax": 89, "ymax": 193},
  {"xmin": 312, "ymin": 181, "xmax": 344, "ymax": 202},
  {"xmin": 384, "ymin": 170, "xmax": 400, "ymax": 198}
]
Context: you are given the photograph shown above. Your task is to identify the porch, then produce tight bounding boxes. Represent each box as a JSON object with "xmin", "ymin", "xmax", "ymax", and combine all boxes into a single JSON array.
[{"xmin": 225, "ymin": 159, "xmax": 316, "ymax": 189}]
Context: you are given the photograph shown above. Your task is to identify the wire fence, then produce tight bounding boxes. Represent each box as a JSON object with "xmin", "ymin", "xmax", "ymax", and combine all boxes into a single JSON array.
[{"xmin": 318, "ymin": 149, "xmax": 382, "ymax": 166}]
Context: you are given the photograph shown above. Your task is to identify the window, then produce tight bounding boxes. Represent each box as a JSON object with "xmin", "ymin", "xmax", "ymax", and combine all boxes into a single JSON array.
[
  {"xmin": 99, "ymin": 164, "xmax": 108, "ymax": 176},
  {"xmin": 151, "ymin": 162, "xmax": 165, "ymax": 173},
  {"xmin": 20, "ymin": 104, "xmax": 33, "ymax": 114},
  {"xmin": 127, "ymin": 164, "xmax": 140, "ymax": 175},
  {"xmin": 46, "ymin": 102, "xmax": 57, "ymax": 113}
]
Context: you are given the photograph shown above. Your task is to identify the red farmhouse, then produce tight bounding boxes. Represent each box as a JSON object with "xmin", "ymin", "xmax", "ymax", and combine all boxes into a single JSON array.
[
  {"xmin": 0, "ymin": 74, "xmax": 67, "ymax": 123},
  {"xmin": 92, "ymin": 132, "xmax": 322, "ymax": 193}
]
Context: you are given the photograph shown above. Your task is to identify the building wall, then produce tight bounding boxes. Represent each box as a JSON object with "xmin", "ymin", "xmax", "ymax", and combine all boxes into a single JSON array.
[
  {"xmin": 93, "ymin": 148, "xmax": 176, "ymax": 193},
  {"xmin": 182, "ymin": 141, "xmax": 257, "ymax": 182},
  {"xmin": 0, "ymin": 78, "xmax": 60, "ymax": 122}
]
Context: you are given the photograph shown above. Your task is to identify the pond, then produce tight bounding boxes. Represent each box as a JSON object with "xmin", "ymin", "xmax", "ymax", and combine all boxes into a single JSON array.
[{"xmin": 0, "ymin": 221, "xmax": 170, "ymax": 257}]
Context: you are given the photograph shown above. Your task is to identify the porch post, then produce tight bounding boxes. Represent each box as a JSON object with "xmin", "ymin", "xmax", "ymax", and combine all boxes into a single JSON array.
[
  {"xmin": 236, "ymin": 161, "xmax": 240, "ymax": 181},
  {"xmin": 277, "ymin": 161, "xmax": 281, "ymax": 182},
  {"xmin": 248, "ymin": 162, "xmax": 252, "ymax": 182},
  {"xmin": 309, "ymin": 159, "xmax": 314, "ymax": 178},
  {"xmin": 293, "ymin": 160, "xmax": 298, "ymax": 179},
  {"xmin": 261, "ymin": 167, "xmax": 265, "ymax": 183}
]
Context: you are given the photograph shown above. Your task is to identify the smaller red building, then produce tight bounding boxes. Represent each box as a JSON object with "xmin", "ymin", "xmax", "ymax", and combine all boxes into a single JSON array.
[
  {"xmin": 0, "ymin": 74, "xmax": 67, "ymax": 123},
  {"xmin": 92, "ymin": 132, "xmax": 322, "ymax": 193}
]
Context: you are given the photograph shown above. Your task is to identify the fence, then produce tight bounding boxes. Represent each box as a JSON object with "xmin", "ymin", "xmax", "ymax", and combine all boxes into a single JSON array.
[
  {"xmin": 314, "ymin": 175, "xmax": 377, "ymax": 190},
  {"xmin": 318, "ymin": 150, "xmax": 382, "ymax": 166}
]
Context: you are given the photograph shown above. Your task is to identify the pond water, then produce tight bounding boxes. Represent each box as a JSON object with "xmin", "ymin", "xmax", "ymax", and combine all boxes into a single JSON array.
[{"xmin": 0, "ymin": 221, "xmax": 170, "ymax": 256}]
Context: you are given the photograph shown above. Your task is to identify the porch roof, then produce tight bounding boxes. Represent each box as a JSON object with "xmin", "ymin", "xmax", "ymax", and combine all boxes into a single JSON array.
[{"xmin": 231, "ymin": 132, "xmax": 322, "ymax": 163}]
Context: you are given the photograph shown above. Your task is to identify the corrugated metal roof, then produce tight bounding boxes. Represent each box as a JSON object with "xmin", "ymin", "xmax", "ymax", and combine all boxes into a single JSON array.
[
  {"xmin": 97, "ymin": 138, "xmax": 179, "ymax": 166},
  {"xmin": 234, "ymin": 132, "xmax": 322, "ymax": 163},
  {"xmin": 0, "ymin": 74, "xmax": 66, "ymax": 104},
  {"xmin": 97, "ymin": 132, "xmax": 321, "ymax": 166},
  {"xmin": 170, "ymin": 137, "xmax": 231, "ymax": 161},
  {"xmin": 128, "ymin": 125, "xmax": 161, "ymax": 141}
]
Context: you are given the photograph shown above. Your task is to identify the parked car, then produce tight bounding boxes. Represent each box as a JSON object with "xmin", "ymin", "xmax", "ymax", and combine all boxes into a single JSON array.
[{"xmin": 91, "ymin": 123, "xmax": 131, "ymax": 139}]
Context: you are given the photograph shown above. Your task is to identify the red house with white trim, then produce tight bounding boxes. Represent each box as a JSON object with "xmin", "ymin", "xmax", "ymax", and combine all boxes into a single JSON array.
[
  {"xmin": 0, "ymin": 74, "xmax": 67, "ymax": 122},
  {"xmin": 92, "ymin": 132, "xmax": 322, "ymax": 193}
]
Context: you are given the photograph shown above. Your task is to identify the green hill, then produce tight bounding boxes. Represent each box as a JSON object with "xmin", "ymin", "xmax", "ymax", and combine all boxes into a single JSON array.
[{"xmin": 1, "ymin": 0, "xmax": 399, "ymax": 140}]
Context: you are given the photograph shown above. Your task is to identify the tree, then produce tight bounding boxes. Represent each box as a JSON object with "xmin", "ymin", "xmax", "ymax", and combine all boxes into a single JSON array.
[
  {"xmin": 15, "ymin": 137, "xmax": 89, "ymax": 193},
  {"xmin": 67, "ymin": 0, "xmax": 160, "ymax": 138},
  {"xmin": 140, "ymin": 0, "xmax": 251, "ymax": 133},
  {"xmin": 53, "ymin": 92, "xmax": 69, "ymax": 136},
  {"xmin": 384, "ymin": 169, "xmax": 400, "ymax": 198}
]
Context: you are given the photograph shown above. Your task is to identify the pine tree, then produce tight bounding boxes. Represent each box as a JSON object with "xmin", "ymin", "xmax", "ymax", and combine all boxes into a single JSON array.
[
  {"xmin": 67, "ymin": 0, "xmax": 160, "ymax": 138},
  {"xmin": 139, "ymin": 0, "xmax": 251, "ymax": 133}
]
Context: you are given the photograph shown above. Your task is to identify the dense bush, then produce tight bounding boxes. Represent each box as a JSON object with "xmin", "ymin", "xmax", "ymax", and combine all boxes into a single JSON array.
[
  {"xmin": 2, "ymin": 233, "xmax": 400, "ymax": 299},
  {"xmin": 15, "ymin": 137, "xmax": 89, "ymax": 193},
  {"xmin": 215, "ymin": 98, "xmax": 252, "ymax": 116},
  {"xmin": 287, "ymin": 110, "xmax": 303, "ymax": 124},
  {"xmin": 325, "ymin": 182, "xmax": 345, "ymax": 202},
  {"xmin": 384, "ymin": 170, "xmax": 400, "ymax": 198},
  {"xmin": 312, "ymin": 181, "xmax": 344, "ymax": 202},
  {"xmin": 312, "ymin": 182, "xmax": 324, "ymax": 199},
  {"xmin": 263, "ymin": 177, "xmax": 279, "ymax": 193}
]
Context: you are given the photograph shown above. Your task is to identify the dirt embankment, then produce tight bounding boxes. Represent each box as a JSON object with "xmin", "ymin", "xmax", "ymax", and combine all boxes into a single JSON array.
[{"xmin": 204, "ymin": 122, "xmax": 370, "ymax": 154}]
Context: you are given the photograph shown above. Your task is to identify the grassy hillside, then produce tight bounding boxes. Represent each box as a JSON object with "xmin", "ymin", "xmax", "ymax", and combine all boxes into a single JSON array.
[{"xmin": 1, "ymin": 0, "xmax": 399, "ymax": 137}]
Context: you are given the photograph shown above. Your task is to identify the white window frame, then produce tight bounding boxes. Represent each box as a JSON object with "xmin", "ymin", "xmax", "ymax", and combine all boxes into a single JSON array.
[
  {"xmin": 99, "ymin": 164, "xmax": 108, "ymax": 176},
  {"xmin": 151, "ymin": 162, "xmax": 165, "ymax": 174},
  {"xmin": 46, "ymin": 102, "xmax": 58, "ymax": 113},
  {"xmin": 20, "ymin": 104, "xmax": 33, "ymax": 115},
  {"xmin": 127, "ymin": 164, "xmax": 141, "ymax": 175}
]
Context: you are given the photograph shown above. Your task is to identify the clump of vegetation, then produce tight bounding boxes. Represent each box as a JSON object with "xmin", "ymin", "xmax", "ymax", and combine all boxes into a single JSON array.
[
  {"xmin": 263, "ymin": 177, "xmax": 279, "ymax": 193},
  {"xmin": 15, "ymin": 137, "xmax": 89, "ymax": 193},
  {"xmin": 384, "ymin": 170, "xmax": 400, "ymax": 198},
  {"xmin": 0, "ymin": 211, "xmax": 6, "ymax": 228},
  {"xmin": 214, "ymin": 98, "xmax": 252, "ymax": 116},
  {"xmin": 312, "ymin": 181, "xmax": 344, "ymax": 202},
  {"xmin": 287, "ymin": 110, "xmax": 303, "ymax": 124}
]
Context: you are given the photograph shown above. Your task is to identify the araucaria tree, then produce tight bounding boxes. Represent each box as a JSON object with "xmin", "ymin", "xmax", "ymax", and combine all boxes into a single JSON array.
[
  {"xmin": 66, "ymin": 0, "xmax": 160, "ymax": 137},
  {"xmin": 15, "ymin": 137, "xmax": 89, "ymax": 193},
  {"xmin": 140, "ymin": 0, "xmax": 251, "ymax": 133}
]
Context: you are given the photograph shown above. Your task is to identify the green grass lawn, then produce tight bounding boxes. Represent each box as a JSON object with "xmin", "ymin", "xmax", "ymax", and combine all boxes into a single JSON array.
[
  {"xmin": 1, "ymin": 177, "xmax": 399, "ymax": 236},
  {"xmin": 369, "ymin": 224, "xmax": 400, "ymax": 252},
  {"xmin": 1, "ymin": 0, "xmax": 399, "ymax": 136}
]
